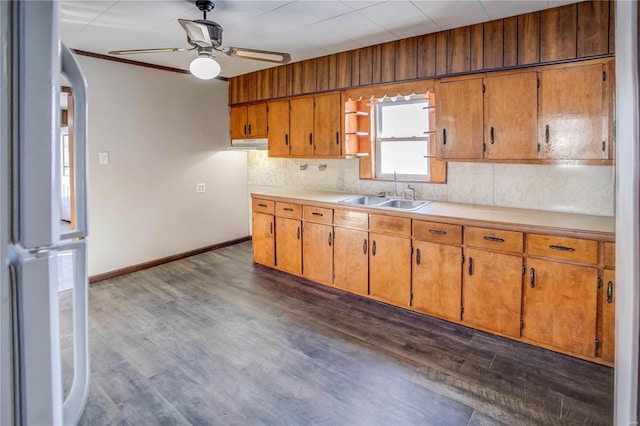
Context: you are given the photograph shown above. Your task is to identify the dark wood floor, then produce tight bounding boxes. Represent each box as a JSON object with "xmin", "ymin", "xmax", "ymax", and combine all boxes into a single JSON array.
[{"xmin": 59, "ymin": 241, "xmax": 613, "ymax": 425}]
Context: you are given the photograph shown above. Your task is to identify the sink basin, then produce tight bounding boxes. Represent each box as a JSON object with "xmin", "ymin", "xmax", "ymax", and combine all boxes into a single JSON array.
[
  {"xmin": 339, "ymin": 195, "xmax": 389, "ymax": 206},
  {"xmin": 377, "ymin": 199, "xmax": 428, "ymax": 211}
]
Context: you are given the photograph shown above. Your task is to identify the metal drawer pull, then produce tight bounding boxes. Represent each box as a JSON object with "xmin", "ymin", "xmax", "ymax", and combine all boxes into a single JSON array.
[
  {"xmin": 312, "ymin": 212, "xmax": 324, "ymax": 217},
  {"xmin": 443, "ymin": 128, "xmax": 447, "ymax": 145},
  {"xmin": 607, "ymin": 281, "xmax": 613, "ymax": 304},
  {"xmin": 283, "ymin": 207, "xmax": 294, "ymax": 212},
  {"xmin": 328, "ymin": 232, "xmax": 332, "ymax": 247},
  {"xmin": 549, "ymin": 245, "xmax": 575, "ymax": 252},
  {"xmin": 416, "ymin": 248, "xmax": 421, "ymax": 265},
  {"xmin": 483, "ymin": 236, "xmax": 505, "ymax": 243},
  {"xmin": 372, "ymin": 240, "xmax": 376, "ymax": 256},
  {"xmin": 258, "ymin": 203, "xmax": 268, "ymax": 208},
  {"xmin": 363, "ymin": 239, "xmax": 367, "ymax": 255},
  {"xmin": 468, "ymin": 257, "xmax": 473, "ymax": 276},
  {"xmin": 530, "ymin": 267, "xmax": 536, "ymax": 288},
  {"xmin": 309, "ymin": 133, "xmax": 313, "ymax": 145},
  {"xmin": 297, "ymin": 227, "xmax": 300, "ymax": 240},
  {"xmin": 269, "ymin": 222, "xmax": 273, "ymax": 235},
  {"xmin": 429, "ymin": 229, "xmax": 447, "ymax": 235}
]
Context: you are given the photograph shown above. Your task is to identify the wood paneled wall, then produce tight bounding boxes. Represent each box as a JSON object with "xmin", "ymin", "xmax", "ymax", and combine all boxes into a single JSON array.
[{"xmin": 229, "ymin": 0, "xmax": 614, "ymax": 105}]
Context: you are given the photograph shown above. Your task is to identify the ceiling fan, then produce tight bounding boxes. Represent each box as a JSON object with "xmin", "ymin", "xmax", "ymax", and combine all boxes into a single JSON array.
[{"xmin": 108, "ymin": 0, "xmax": 291, "ymax": 80}]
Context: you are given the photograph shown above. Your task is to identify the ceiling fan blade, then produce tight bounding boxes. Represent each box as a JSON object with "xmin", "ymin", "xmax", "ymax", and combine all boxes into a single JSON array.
[
  {"xmin": 222, "ymin": 47, "xmax": 291, "ymax": 64},
  {"xmin": 178, "ymin": 19, "xmax": 212, "ymax": 47},
  {"xmin": 108, "ymin": 47, "xmax": 189, "ymax": 55}
]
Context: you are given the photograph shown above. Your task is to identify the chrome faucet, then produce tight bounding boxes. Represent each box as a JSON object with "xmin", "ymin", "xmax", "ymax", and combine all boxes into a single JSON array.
[
  {"xmin": 394, "ymin": 170, "xmax": 399, "ymax": 197},
  {"xmin": 403, "ymin": 184, "xmax": 416, "ymax": 201}
]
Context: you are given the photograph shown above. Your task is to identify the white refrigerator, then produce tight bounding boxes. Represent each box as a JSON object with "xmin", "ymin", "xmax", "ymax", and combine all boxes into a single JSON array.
[{"xmin": 1, "ymin": 1, "xmax": 90, "ymax": 425}]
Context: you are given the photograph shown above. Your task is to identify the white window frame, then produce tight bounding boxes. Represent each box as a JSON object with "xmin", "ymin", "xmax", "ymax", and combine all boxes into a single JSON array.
[{"xmin": 374, "ymin": 98, "xmax": 431, "ymax": 181}]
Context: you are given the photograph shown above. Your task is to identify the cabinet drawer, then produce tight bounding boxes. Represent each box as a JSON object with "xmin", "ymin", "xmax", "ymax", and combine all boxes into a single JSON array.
[
  {"xmin": 527, "ymin": 234, "xmax": 598, "ymax": 264},
  {"xmin": 303, "ymin": 206, "xmax": 333, "ymax": 224},
  {"xmin": 603, "ymin": 242, "xmax": 615, "ymax": 268},
  {"xmin": 465, "ymin": 227, "xmax": 523, "ymax": 253},
  {"xmin": 334, "ymin": 210, "xmax": 368, "ymax": 230},
  {"xmin": 275, "ymin": 202, "xmax": 302, "ymax": 219},
  {"xmin": 413, "ymin": 220, "xmax": 462, "ymax": 245},
  {"xmin": 252, "ymin": 198, "xmax": 275, "ymax": 214},
  {"xmin": 370, "ymin": 214, "xmax": 411, "ymax": 236}
]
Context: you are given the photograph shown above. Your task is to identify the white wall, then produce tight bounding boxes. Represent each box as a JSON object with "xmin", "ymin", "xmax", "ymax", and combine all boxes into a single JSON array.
[
  {"xmin": 248, "ymin": 152, "xmax": 614, "ymax": 216},
  {"xmin": 78, "ymin": 56, "xmax": 248, "ymax": 276}
]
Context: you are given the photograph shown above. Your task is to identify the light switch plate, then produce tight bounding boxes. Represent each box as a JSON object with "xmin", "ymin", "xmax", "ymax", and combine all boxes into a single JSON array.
[{"xmin": 98, "ymin": 151, "xmax": 109, "ymax": 165}]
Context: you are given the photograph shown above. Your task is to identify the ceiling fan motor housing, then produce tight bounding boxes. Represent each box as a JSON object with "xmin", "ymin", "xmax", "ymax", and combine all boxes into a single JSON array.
[{"xmin": 194, "ymin": 19, "xmax": 223, "ymax": 46}]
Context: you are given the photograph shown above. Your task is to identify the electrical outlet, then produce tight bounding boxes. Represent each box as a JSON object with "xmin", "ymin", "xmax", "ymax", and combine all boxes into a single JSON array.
[
  {"xmin": 98, "ymin": 151, "xmax": 109, "ymax": 165},
  {"xmin": 196, "ymin": 183, "xmax": 206, "ymax": 193}
]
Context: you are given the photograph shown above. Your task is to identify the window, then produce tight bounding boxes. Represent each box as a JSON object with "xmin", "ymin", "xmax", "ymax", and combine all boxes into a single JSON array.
[{"xmin": 374, "ymin": 95, "xmax": 434, "ymax": 181}]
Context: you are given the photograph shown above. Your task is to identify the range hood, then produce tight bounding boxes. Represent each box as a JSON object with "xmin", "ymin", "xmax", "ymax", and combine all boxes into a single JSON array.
[{"xmin": 227, "ymin": 138, "xmax": 268, "ymax": 151}]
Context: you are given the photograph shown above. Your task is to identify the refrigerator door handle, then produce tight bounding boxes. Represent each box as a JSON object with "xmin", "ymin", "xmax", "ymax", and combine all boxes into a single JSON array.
[
  {"xmin": 59, "ymin": 240, "xmax": 89, "ymax": 425},
  {"xmin": 59, "ymin": 44, "xmax": 88, "ymax": 241}
]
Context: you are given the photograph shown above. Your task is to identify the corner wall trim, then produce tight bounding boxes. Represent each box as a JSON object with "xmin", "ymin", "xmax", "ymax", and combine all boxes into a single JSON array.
[
  {"xmin": 71, "ymin": 49, "xmax": 229, "ymax": 81},
  {"xmin": 89, "ymin": 236, "xmax": 251, "ymax": 284}
]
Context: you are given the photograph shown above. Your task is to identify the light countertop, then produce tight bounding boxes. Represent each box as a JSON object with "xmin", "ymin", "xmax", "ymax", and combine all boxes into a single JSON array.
[{"xmin": 251, "ymin": 187, "xmax": 615, "ymax": 238}]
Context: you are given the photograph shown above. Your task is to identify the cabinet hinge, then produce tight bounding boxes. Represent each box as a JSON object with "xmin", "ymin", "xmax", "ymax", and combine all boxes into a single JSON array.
[
  {"xmin": 460, "ymin": 306, "xmax": 464, "ymax": 315},
  {"xmin": 520, "ymin": 320, "xmax": 524, "ymax": 331},
  {"xmin": 595, "ymin": 338, "xmax": 601, "ymax": 350},
  {"xmin": 461, "ymin": 254, "xmax": 464, "ymax": 264},
  {"xmin": 522, "ymin": 263, "xmax": 526, "ymax": 275},
  {"xmin": 411, "ymin": 246, "xmax": 414, "ymax": 255},
  {"xmin": 266, "ymin": 105, "xmax": 269, "ymax": 113},
  {"xmin": 603, "ymin": 71, "xmax": 607, "ymax": 82},
  {"xmin": 598, "ymin": 277, "xmax": 602, "ymax": 288},
  {"xmin": 410, "ymin": 292, "xmax": 414, "ymax": 304},
  {"xmin": 482, "ymin": 84, "xmax": 486, "ymax": 94}
]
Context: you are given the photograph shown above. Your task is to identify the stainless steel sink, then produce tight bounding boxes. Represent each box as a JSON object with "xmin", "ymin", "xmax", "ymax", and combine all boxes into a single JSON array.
[
  {"xmin": 339, "ymin": 195, "xmax": 389, "ymax": 206},
  {"xmin": 377, "ymin": 199, "xmax": 428, "ymax": 211}
]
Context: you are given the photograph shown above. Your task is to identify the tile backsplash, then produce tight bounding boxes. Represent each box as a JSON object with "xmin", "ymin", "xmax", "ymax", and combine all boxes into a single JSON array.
[{"xmin": 247, "ymin": 151, "xmax": 614, "ymax": 216}]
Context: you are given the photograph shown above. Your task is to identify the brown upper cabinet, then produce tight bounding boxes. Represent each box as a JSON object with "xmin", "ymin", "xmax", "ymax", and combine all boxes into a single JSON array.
[
  {"xmin": 437, "ymin": 72, "xmax": 538, "ymax": 160},
  {"xmin": 230, "ymin": 103, "xmax": 267, "ymax": 139},
  {"xmin": 271, "ymin": 92, "xmax": 342, "ymax": 158},
  {"xmin": 539, "ymin": 62, "xmax": 609, "ymax": 160}
]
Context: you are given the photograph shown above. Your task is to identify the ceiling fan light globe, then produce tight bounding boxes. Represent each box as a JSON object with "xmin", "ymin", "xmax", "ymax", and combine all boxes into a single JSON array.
[{"xmin": 190, "ymin": 56, "xmax": 220, "ymax": 80}]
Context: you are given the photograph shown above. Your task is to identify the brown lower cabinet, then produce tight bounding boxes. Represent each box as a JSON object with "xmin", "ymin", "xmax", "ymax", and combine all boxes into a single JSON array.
[
  {"xmin": 302, "ymin": 222, "xmax": 333, "ymax": 284},
  {"xmin": 251, "ymin": 197, "xmax": 615, "ymax": 366},
  {"xmin": 369, "ymin": 232, "xmax": 411, "ymax": 306},
  {"xmin": 601, "ymin": 269, "xmax": 615, "ymax": 363},
  {"xmin": 412, "ymin": 241, "xmax": 463, "ymax": 322},
  {"xmin": 333, "ymin": 227, "xmax": 368, "ymax": 295},
  {"xmin": 275, "ymin": 217, "xmax": 302, "ymax": 275},
  {"xmin": 463, "ymin": 248, "xmax": 523, "ymax": 338},
  {"xmin": 252, "ymin": 212, "xmax": 275, "ymax": 267},
  {"xmin": 523, "ymin": 258, "xmax": 598, "ymax": 357}
]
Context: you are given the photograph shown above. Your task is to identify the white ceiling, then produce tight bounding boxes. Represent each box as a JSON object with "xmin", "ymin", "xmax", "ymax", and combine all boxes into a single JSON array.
[{"xmin": 60, "ymin": 0, "xmax": 579, "ymax": 79}]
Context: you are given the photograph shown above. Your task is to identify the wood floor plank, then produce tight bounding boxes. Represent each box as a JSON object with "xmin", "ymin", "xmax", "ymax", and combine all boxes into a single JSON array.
[{"xmin": 60, "ymin": 241, "xmax": 612, "ymax": 425}]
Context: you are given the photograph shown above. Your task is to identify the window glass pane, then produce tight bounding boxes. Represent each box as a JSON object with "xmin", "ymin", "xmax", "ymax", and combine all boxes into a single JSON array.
[
  {"xmin": 379, "ymin": 101, "xmax": 429, "ymax": 138},
  {"xmin": 380, "ymin": 140, "xmax": 428, "ymax": 176}
]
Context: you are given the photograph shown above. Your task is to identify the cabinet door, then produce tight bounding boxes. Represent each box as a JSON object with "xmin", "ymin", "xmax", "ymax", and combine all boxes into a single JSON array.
[
  {"xmin": 523, "ymin": 259, "xmax": 598, "ymax": 357},
  {"xmin": 601, "ymin": 269, "xmax": 615, "ymax": 363},
  {"xmin": 247, "ymin": 103, "xmax": 267, "ymax": 138},
  {"xmin": 463, "ymin": 248, "xmax": 523, "ymax": 337},
  {"xmin": 484, "ymin": 72, "xmax": 538, "ymax": 159},
  {"xmin": 267, "ymin": 100, "xmax": 290, "ymax": 157},
  {"xmin": 333, "ymin": 227, "xmax": 368, "ymax": 296},
  {"xmin": 412, "ymin": 241, "xmax": 463, "ymax": 322},
  {"xmin": 252, "ymin": 212, "xmax": 274, "ymax": 266},
  {"xmin": 539, "ymin": 63, "xmax": 605, "ymax": 159},
  {"xmin": 230, "ymin": 105, "xmax": 247, "ymax": 139},
  {"xmin": 289, "ymin": 97, "xmax": 314, "ymax": 157},
  {"xmin": 313, "ymin": 93, "xmax": 342, "ymax": 157},
  {"xmin": 302, "ymin": 222, "xmax": 333, "ymax": 284},
  {"xmin": 275, "ymin": 217, "xmax": 302, "ymax": 275},
  {"xmin": 436, "ymin": 78, "xmax": 484, "ymax": 159},
  {"xmin": 369, "ymin": 233, "xmax": 411, "ymax": 306}
]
